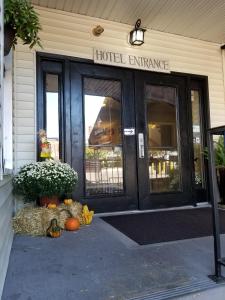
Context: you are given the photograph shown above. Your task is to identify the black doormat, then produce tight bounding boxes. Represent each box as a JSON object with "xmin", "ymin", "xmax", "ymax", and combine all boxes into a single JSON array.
[{"xmin": 102, "ymin": 207, "xmax": 225, "ymax": 245}]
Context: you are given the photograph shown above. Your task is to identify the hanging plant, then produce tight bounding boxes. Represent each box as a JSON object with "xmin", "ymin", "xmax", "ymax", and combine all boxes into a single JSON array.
[{"xmin": 4, "ymin": 0, "xmax": 42, "ymax": 55}]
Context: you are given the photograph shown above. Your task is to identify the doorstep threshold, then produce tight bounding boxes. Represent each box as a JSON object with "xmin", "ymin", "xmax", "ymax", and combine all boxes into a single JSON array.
[{"xmin": 95, "ymin": 202, "xmax": 210, "ymax": 217}]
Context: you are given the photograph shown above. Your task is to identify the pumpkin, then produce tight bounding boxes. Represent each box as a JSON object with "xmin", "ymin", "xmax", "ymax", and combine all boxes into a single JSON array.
[
  {"xmin": 47, "ymin": 203, "xmax": 57, "ymax": 209},
  {"xmin": 65, "ymin": 217, "xmax": 80, "ymax": 231},
  {"xmin": 46, "ymin": 219, "xmax": 61, "ymax": 238},
  {"xmin": 64, "ymin": 199, "xmax": 73, "ymax": 205}
]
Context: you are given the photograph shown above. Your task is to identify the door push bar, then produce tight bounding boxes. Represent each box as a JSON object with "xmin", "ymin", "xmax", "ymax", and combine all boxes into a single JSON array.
[{"xmin": 138, "ymin": 133, "xmax": 145, "ymax": 159}]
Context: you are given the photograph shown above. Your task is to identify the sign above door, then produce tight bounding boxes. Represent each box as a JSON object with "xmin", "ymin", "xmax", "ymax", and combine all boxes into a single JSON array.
[{"xmin": 93, "ymin": 48, "xmax": 170, "ymax": 73}]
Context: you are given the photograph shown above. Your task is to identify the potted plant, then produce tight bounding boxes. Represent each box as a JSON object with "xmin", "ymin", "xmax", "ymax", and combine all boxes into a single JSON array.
[
  {"xmin": 205, "ymin": 136, "xmax": 225, "ymax": 204},
  {"xmin": 213, "ymin": 136, "xmax": 225, "ymax": 205},
  {"xmin": 13, "ymin": 160, "xmax": 78, "ymax": 206},
  {"xmin": 4, "ymin": 0, "xmax": 42, "ymax": 56}
]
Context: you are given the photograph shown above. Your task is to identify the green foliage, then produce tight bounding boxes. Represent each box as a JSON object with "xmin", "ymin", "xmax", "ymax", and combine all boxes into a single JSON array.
[
  {"xmin": 85, "ymin": 148, "xmax": 108, "ymax": 160},
  {"xmin": 168, "ymin": 168, "xmax": 180, "ymax": 190},
  {"xmin": 204, "ymin": 136, "xmax": 225, "ymax": 168},
  {"xmin": 4, "ymin": 0, "xmax": 42, "ymax": 49},
  {"xmin": 214, "ymin": 136, "xmax": 225, "ymax": 167},
  {"xmin": 13, "ymin": 161, "xmax": 78, "ymax": 202}
]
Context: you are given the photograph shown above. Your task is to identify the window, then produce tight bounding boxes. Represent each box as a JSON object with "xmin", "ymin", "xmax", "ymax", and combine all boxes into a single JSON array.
[
  {"xmin": 145, "ymin": 84, "xmax": 181, "ymax": 193},
  {"xmin": 191, "ymin": 89, "xmax": 204, "ymax": 188},
  {"xmin": 83, "ymin": 77, "xmax": 124, "ymax": 195},
  {"xmin": 45, "ymin": 73, "xmax": 60, "ymax": 160},
  {"xmin": 37, "ymin": 59, "xmax": 63, "ymax": 163}
]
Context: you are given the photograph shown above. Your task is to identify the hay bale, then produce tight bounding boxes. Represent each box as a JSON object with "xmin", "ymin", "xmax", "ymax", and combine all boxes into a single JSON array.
[
  {"xmin": 12, "ymin": 201, "xmax": 83, "ymax": 236},
  {"xmin": 12, "ymin": 207, "xmax": 52, "ymax": 236},
  {"xmin": 59, "ymin": 201, "xmax": 84, "ymax": 226}
]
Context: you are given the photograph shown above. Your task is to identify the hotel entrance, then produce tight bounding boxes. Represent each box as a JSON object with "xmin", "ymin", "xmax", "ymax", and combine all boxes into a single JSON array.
[{"xmin": 37, "ymin": 56, "xmax": 209, "ymax": 213}]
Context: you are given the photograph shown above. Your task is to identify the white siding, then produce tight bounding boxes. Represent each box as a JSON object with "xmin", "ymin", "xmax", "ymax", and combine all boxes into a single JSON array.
[
  {"xmin": 31, "ymin": 0, "xmax": 225, "ymax": 44},
  {"xmin": 14, "ymin": 6, "xmax": 225, "ymax": 171},
  {"xmin": 0, "ymin": 178, "xmax": 14, "ymax": 299},
  {"xmin": 14, "ymin": 48, "xmax": 36, "ymax": 172}
]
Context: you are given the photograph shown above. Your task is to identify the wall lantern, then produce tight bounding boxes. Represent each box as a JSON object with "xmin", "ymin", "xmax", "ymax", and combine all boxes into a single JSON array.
[{"xmin": 129, "ymin": 19, "xmax": 146, "ymax": 46}]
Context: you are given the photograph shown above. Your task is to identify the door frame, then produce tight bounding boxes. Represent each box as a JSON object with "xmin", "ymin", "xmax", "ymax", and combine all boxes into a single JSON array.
[
  {"xmin": 134, "ymin": 70, "xmax": 210, "ymax": 209},
  {"xmin": 70, "ymin": 61, "xmax": 138, "ymax": 212},
  {"xmin": 36, "ymin": 52, "xmax": 210, "ymax": 211},
  {"xmin": 135, "ymin": 71, "xmax": 192, "ymax": 209}
]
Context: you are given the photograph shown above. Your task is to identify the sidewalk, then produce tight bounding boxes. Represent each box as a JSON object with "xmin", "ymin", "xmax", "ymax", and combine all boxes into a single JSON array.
[{"xmin": 2, "ymin": 217, "xmax": 225, "ymax": 300}]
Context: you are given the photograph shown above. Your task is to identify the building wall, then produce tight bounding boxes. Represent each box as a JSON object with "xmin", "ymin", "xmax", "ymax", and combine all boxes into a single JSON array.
[
  {"xmin": 0, "ymin": 0, "xmax": 14, "ymax": 297},
  {"xmin": 14, "ymin": 5, "xmax": 225, "ymax": 171},
  {"xmin": 0, "ymin": 177, "xmax": 14, "ymax": 299}
]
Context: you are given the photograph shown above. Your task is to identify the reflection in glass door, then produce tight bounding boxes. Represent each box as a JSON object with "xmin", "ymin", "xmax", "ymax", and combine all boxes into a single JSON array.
[
  {"xmin": 70, "ymin": 62, "xmax": 137, "ymax": 212},
  {"xmin": 84, "ymin": 78, "xmax": 124, "ymax": 196},
  {"xmin": 45, "ymin": 73, "xmax": 60, "ymax": 160},
  {"xmin": 190, "ymin": 80, "xmax": 208, "ymax": 203},
  {"xmin": 135, "ymin": 72, "xmax": 193, "ymax": 209},
  {"xmin": 146, "ymin": 85, "xmax": 181, "ymax": 193},
  {"xmin": 191, "ymin": 89, "xmax": 204, "ymax": 187}
]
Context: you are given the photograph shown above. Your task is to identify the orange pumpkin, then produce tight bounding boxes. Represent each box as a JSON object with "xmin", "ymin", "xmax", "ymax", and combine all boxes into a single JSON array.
[
  {"xmin": 47, "ymin": 203, "xmax": 57, "ymax": 209},
  {"xmin": 65, "ymin": 217, "xmax": 80, "ymax": 231},
  {"xmin": 64, "ymin": 199, "xmax": 73, "ymax": 206}
]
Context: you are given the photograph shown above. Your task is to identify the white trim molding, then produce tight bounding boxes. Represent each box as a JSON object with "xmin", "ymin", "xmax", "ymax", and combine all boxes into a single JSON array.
[{"xmin": 0, "ymin": 0, "xmax": 4, "ymax": 180}]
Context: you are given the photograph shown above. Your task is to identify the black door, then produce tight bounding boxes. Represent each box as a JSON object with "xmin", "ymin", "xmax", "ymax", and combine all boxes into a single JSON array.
[
  {"xmin": 70, "ymin": 62, "xmax": 138, "ymax": 212},
  {"xmin": 37, "ymin": 55, "xmax": 208, "ymax": 213},
  {"xmin": 135, "ymin": 71, "xmax": 193, "ymax": 209}
]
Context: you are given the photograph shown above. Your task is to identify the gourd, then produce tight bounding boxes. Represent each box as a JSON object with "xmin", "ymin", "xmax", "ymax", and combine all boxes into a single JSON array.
[
  {"xmin": 47, "ymin": 203, "xmax": 57, "ymax": 209},
  {"xmin": 82, "ymin": 205, "xmax": 94, "ymax": 225},
  {"xmin": 64, "ymin": 199, "xmax": 73, "ymax": 205},
  {"xmin": 65, "ymin": 217, "xmax": 80, "ymax": 231},
  {"xmin": 46, "ymin": 219, "xmax": 61, "ymax": 238}
]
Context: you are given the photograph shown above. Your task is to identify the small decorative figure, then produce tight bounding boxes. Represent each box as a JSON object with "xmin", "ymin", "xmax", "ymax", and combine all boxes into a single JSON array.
[
  {"xmin": 46, "ymin": 218, "xmax": 61, "ymax": 238},
  {"xmin": 38, "ymin": 129, "xmax": 52, "ymax": 159}
]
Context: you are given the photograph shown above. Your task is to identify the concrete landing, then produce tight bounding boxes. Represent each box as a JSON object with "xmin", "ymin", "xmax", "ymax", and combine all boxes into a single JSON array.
[{"xmin": 2, "ymin": 217, "xmax": 225, "ymax": 300}]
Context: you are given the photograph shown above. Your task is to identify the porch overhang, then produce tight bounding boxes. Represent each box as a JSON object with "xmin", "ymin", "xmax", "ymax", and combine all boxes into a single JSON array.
[{"xmin": 31, "ymin": 0, "xmax": 225, "ymax": 44}]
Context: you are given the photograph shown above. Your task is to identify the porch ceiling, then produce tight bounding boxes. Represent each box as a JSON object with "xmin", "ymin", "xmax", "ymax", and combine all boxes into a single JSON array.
[{"xmin": 31, "ymin": 0, "xmax": 225, "ymax": 44}]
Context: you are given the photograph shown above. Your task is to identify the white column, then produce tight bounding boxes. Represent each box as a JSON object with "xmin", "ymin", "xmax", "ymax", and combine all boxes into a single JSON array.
[{"xmin": 0, "ymin": 0, "xmax": 4, "ymax": 180}]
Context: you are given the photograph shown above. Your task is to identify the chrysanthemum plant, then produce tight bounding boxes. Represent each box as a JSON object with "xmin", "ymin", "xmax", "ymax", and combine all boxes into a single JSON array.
[{"xmin": 13, "ymin": 161, "xmax": 78, "ymax": 203}]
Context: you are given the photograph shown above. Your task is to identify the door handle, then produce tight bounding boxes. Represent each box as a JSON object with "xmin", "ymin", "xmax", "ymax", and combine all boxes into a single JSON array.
[{"xmin": 138, "ymin": 133, "xmax": 145, "ymax": 158}]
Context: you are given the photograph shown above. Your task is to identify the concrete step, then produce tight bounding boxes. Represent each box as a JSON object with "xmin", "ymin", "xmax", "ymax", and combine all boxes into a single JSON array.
[{"xmin": 129, "ymin": 278, "xmax": 225, "ymax": 300}]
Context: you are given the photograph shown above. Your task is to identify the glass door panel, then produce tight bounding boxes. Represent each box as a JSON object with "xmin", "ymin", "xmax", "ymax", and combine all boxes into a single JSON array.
[
  {"xmin": 45, "ymin": 73, "xmax": 60, "ymax": 160},
  {"xmin": 146, "ymin": 85, "xmax": 181, "ymax": 193},
  {"xmin": 135, "ymin": 72, "xmax": 193, "ymax": 209},
  {"xmin": 83, "ymin": 78, "xmax": 124, "ymax": 196},
  {"xmin": 70, "ymin": 62, "xmax": 138, "ymax": 212}
]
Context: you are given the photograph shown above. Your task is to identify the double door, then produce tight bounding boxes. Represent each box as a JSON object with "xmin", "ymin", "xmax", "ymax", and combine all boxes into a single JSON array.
[{"xmin": 70, "ymin": 62, "xmax": 207, "ymax": 212}]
